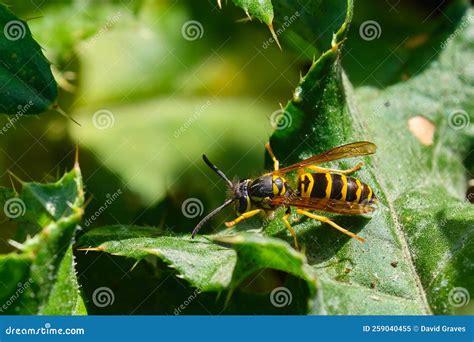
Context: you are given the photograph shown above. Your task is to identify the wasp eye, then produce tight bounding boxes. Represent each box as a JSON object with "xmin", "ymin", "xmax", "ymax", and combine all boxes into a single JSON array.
[{"xmin": 237, "ymin": 195, "xmax": 249, "ymax": 213}]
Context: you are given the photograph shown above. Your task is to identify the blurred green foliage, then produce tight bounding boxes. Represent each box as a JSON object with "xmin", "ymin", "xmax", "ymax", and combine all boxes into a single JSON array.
[
  {"xmin": 0, "ymin": 0, "xmax": 473, "ymax": 315},
  {"xmin": 0, "ymin": 0, "xmax": 301, "ymax": 246}
]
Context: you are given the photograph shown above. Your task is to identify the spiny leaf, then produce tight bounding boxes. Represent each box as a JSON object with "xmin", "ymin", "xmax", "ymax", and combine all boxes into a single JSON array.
[
  {"xmin": 224, "ymin": 0, "xmax": 280, "ymax": 49},
  {"xmin": 267, "ymin": 5, "xmax": 473, "ymax": 315},
  {"xmin": 0, "ymin": 4, "xmax": 57, "ymax": 115},
  {"xmin": 78, "ymin": 226, "xmax": 317, "ymax": 310},
  {"xmin": 0, "ymin": 164, "xmax": 86, "ymax": 315}
]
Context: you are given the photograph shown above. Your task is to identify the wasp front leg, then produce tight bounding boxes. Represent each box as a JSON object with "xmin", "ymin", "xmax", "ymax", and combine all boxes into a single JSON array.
[
  {"xmin": 225, "ymin": 209, "xmax": 262, "ymax": 227},
  {"xmin": 265, "ymin": 143, "xmax": 279, "ymax": 171},
  {"xmin": 307, "ymin": 161, "xmax": 364, "ymax": 175}
]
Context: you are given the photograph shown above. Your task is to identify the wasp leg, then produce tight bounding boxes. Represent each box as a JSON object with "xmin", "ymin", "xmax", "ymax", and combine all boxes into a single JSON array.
[
  {"xmin": 265, "ymin": 142, "xmax": 279, "ymax": 171},
  {"xmin": 307, "ymin": 162, "xmax": 363, "ymax": 175},
  {"xmin": 296, "ymin": 209, "xmax": 365, "ymax": 242},
  {"xmin": 225, "ymin": 209, "xmax": 262, "ymax": 227},
  {"xmin": 282, "ymin": 207, "xmax": 299, "ymax": 249}
]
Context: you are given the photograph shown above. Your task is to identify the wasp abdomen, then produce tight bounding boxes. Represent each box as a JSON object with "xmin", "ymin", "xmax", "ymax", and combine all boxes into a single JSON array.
[{"xmin": 298, "ymin": 172, "xmax": 376, "ymax": 204}]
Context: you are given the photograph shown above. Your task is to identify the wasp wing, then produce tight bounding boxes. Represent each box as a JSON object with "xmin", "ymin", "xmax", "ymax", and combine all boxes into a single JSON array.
[
  {"xmin": 271, "ymin": 196, "xmax": 376, "ymax": 215},
  {"xmin": 271, "ymin": 141, "xmax": 376, "ymax": 175}
]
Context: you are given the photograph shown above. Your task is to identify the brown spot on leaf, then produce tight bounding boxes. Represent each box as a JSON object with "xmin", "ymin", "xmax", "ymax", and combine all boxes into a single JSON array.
[
  {"xmin": 408, "ymin": 115, "xmax": 435, "ymax": 145},
  {"xmin": 405, "ymin": 34, "xmax": 429, "ymax": 49}
]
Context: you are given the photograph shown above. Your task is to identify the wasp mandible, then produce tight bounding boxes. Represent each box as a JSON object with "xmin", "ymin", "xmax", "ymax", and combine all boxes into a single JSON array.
[{"xmin": 191, "ymin": 141, "xmax": 378, "ymax": 249}]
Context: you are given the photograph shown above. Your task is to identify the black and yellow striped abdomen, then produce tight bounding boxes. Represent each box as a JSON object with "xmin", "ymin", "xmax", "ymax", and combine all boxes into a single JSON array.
[{"xmin": 298, "ymin": 172, "xmax": 376, "ymax": 204}]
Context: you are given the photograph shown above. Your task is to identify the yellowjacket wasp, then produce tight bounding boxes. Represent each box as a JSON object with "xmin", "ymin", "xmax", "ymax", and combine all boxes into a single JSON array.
[{"xmin": 191, "ymin": 141, "xmax": 378, "ymax": 249}]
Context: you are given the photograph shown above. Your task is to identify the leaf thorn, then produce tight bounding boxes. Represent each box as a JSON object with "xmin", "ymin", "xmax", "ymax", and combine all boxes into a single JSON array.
[
  {"xmin": 51, "ymin": 104, "xmax": 82, "ymax": 126},
  {"xmin": 8, "ymin": 239, "xmax": 25, "ymax": 251},
  {"xmin": 268, "ymin": 23, "xmax": 282, "ymax": 50},
  {"xmin": 7, "ymin": 170, "xmax": 25, "ymax": 186},
  {"xmin": 77, "ymin": 246, "xmax": 105, "ymax": 253}
]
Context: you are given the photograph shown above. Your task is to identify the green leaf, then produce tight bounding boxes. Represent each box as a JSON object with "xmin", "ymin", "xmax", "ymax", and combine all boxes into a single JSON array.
[
  {"xmin": 78, "ymin": 225, "xmax": 316, "ymax": 310},
  {"xmin": 79, "ymin": 226, "xmax": 235, "ymax": 291},
  {"xmin": 267, "ymin": 5, "xmax": 473, "ymax": 315},
  {"xmin": 223, "ymin": 0, "xmax": 352, "ymax": 56},
  {"xmin": 343, "ymin": 0, "xmax": 469, "ymax": 87},
  {"xmin": 211, "ymin": 234, "xmax": 315, "ymax": 292},
  {"xmin": 272, "ymin": 0, "xmax": 352, "ymax": 55},
  {"xmin": 228, "ymin": 0, "xmax": 275, "ymax": 36},
  {"xmin": 0, "ymin": 254, "xmax": 33, "ymax": 314},
  {"xmin": 0, "ymin": 163, "xmax": 86, "ymax": 315},
  {"xmin": 230, "ymin": 0, "xmax": 274, "ymax": 24},
  {"xmin": 0, "ymin": 4, "xmax": 57, "ymax": 115}
]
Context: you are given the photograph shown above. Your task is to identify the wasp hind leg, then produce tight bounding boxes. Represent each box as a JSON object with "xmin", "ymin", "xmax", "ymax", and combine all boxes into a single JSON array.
[
  {"xmin": 296, "ymin": 209, "xmax": 365, "ymax": 242},
  {"xmin": 225, "ymin": 209, "xmax": 262, "ymax": 227},
  {"xmin": 282, "ymin": 207, "xmax": 299, "ymax": 250},
  {"xmin": 307, "ymin": 162, "xmax": 363, "ymax": 175},
  {"xmin": 265, "ymin": 142, "xmax": 279, "ymax": 171}
]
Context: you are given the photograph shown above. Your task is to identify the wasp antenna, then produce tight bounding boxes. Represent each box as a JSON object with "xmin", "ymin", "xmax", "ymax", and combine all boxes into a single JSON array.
[
  {"xmin": 192, "ymin": 198, "xmax": 234, "ymax": 238},
  {"xmin": 202, "ymin": 154, "xmax": 233, "ymax": 188}
]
